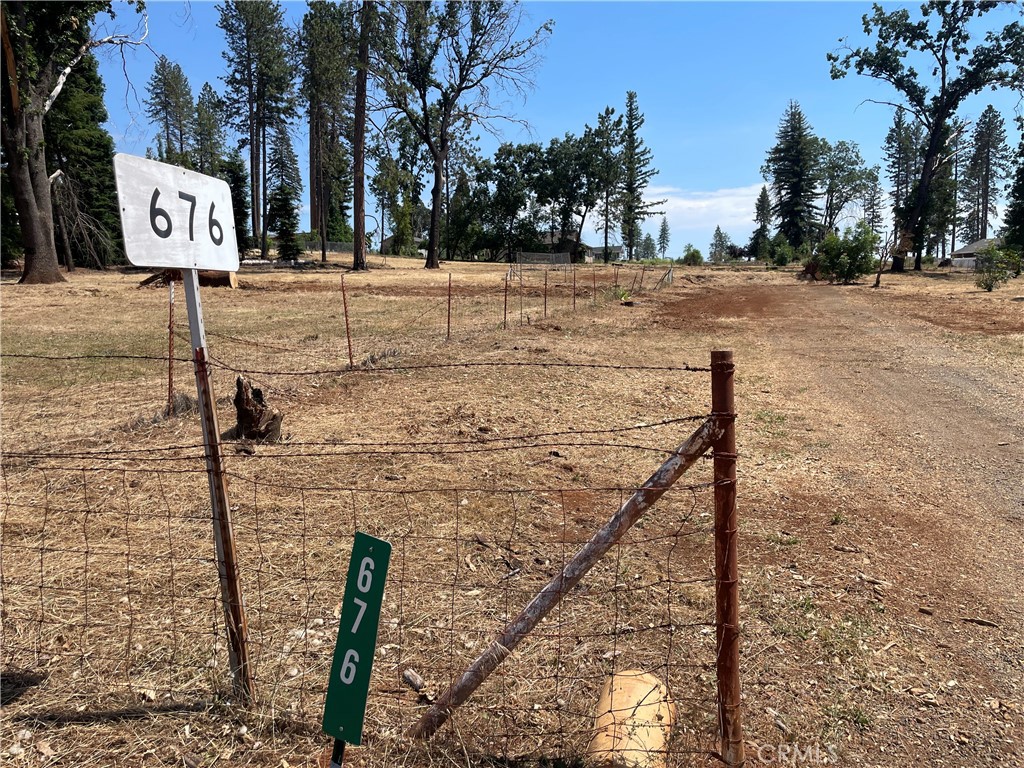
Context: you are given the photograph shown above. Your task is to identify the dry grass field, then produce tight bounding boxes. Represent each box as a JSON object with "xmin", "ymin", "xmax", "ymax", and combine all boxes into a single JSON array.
[{"xmin": 1, "ymin": 258, "xmax": 1022, "ymax": 767}]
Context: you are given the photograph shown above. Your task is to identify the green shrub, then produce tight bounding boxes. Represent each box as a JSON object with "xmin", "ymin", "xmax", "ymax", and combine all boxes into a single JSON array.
[
  {"xmin": 678, "ymin": 244, "xmax": 703, "ymax": 266},
  {"xmin": 815, "ymin": 221, "xmax": 877, "ymax": 284},
  {"xmin": 975, "ymin": 246, "xmax": 1021, "ymax": 291},
  {"xmin": 769, "ymin": 233, "xmax": 794, "ymax": 266}
]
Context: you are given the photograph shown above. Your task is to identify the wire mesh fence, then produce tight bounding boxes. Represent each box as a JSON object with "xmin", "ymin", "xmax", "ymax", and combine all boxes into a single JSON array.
[{"xmin": 1, "ymin": 283, "xmax": 739, "ymax": 766}]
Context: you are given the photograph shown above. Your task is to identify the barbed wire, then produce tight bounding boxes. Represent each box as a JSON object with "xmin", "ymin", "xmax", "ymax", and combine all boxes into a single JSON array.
[{"xmin": 0, "ymin": 414, "xmax": 712, "ymax": 461}]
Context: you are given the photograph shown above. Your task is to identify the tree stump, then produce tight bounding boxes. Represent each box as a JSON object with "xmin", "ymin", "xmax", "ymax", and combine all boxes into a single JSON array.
[{"xmin": 231, "ymin": 376, "xmax": 283, "ymax": 442}]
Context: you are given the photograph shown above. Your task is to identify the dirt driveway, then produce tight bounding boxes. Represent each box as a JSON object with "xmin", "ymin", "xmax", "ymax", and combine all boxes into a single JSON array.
[{"xmin": 657, "ymin": 271, "xmax": 1023, "ymax": 765}]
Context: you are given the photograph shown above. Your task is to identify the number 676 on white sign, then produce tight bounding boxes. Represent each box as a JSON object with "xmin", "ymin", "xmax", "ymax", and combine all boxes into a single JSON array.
[{"xmin": 113, "ymin": 153, "xmax": 239, "ymax": 272}]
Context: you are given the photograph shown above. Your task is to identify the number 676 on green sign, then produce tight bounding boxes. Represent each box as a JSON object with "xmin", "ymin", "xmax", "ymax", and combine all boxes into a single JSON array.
[{"xmin": 323, "ymin": 532, "xmax": 391, "ymax": 744}]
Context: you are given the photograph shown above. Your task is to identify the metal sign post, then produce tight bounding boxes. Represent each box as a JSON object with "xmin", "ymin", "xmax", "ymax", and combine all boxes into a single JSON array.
[
  {"xmin": 323, "ymin": 532, "xmax": 392, "ymax": 761},
  {"xmin": 113, "ymin": 154, "xmax": 253, "ymax": 702}
]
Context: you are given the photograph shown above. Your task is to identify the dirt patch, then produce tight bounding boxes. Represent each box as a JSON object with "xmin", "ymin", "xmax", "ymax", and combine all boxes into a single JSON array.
[
  {"xmin": 656, "ymin": 280, "xmax": 817, "ymax": 329},
  {"xmin": 862, "ymin": 272, "xmax": 1024, "ymax": 335}
]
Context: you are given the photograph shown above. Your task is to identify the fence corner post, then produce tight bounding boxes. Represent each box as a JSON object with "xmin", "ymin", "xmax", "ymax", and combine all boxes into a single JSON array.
[{"xmin": 711, "ymin": 350, "xmax": 744, "ymax": 767}]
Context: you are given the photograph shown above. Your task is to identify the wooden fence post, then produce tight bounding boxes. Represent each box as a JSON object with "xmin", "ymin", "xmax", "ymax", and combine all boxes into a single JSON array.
[
  {"xmin": 341, "ymin": 274, "xmax": 354, "ymax": 369},
  {"xmin": 711, "ymin": 350, "xmax": 744, "ymax": 767}
]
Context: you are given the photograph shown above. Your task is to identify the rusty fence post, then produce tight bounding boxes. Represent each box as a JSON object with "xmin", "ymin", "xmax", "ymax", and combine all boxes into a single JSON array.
[
  {"xmin": 194, "ymin": 347, "xmax": 255, "ymax": 703},
  {"xmin": 592, "ymin": 265, "xmax": 597, "ymax": 306},
  {"xmin": 341, "ymin": 274, "xmax": 354, "ymax": 369},
  {"xmin": 572, "ymin": 266, "xmax": 577, "ymax": 311},
  {"xmin": 503, "ymin": 276, "xmax": 509, "ymax": 330},
  {"xmin": 167, "ymin": 280, "xmax": 175, "ymax": 416},
  {"xmin": 711, "ymin": 350, "xmax": 744, "ymax": 767},
  {"xmin": 544, "ymin": 270, "xmax": 548, "ymax": 319}
]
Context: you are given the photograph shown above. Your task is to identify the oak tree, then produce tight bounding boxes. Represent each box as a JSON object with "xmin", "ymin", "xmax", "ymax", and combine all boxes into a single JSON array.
[{"xmin": 829, "ymin": 1, "xmax": 1023, "ymax": 271}]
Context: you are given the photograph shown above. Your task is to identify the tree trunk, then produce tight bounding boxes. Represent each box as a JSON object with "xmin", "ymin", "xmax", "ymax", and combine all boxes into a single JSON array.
[
  {"xmin": 424, "ymin": 148, "xmax": 445, "ymax": 269},
  {"xmin": 900, "ymin": 115, "xmax": 949, "ymax": 274},
  {"xmin": 444, "ymin": 149, "xmax": 452, "ymax": 261},
  {"xmin": 352, "ymin": 0, "xmax": 370, "ymax": 271},
  {"xmin": 249, "ymin": 115, "xmax": 259, "ymax": 256},
  {"xmin": 2, "ymin": 108, "xmax": 65, "ymax": 284},
  {"xmin": 574, "ymin": 206, "xmax": 591, "ymax": 265},
  {"xmin": 260, "ymin": 122, "xmax": 269, "ymax": 259},
  {"xmin": 320, "ymin": 132, "xmax": 328, "ymax": 263}
]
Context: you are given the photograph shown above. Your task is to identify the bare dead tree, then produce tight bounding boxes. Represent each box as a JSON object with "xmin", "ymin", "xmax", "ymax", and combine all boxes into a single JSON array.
[
  {"xmin": 372, "ymin": 1, "xmax": 552, "ymax": 269},
  {"xmin": 51, "ymin": 171, "xmax": 120, "ymax": 270}
]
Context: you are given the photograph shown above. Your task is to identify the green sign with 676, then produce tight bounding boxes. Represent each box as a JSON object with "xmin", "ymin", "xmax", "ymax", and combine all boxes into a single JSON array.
[{"xmin": 322, "ymin": 532, "xmax": 392, "ymax": 744}]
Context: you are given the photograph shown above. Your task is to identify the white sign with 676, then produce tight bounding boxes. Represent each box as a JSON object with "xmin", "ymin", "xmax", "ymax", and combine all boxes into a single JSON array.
[{"xmin": 113, "ymin": 153, "xmax": 239, "ymax": 271}]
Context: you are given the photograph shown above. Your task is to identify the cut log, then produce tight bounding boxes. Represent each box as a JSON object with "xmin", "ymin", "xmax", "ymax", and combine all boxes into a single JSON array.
[
  {"xmin": 230, "ymin": 376, "xmax": 283, "ymax": 443},
  {"xmin": 139, "ymin": 269, "xmax": 238, "ymax": 288},
  {"xmin": 587, "ymin": 670, "xmax": 675, "ymax": 768}
]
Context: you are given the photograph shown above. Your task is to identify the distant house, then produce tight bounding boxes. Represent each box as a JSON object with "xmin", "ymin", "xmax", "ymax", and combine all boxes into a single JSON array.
[
  {"xmin": 379, "ymin": 234, "xmax": 426, "ymax": 258},
  {"xmin": 950, "ymin": 237, "xmax": 1003, "ymax": 270},
  {"xmin": 582, "ymin": 244, "xmax": 623, "ymax": 263}
]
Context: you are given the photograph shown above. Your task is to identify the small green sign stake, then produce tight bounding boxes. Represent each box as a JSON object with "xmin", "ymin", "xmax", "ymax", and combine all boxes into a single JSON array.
[{"xmin": 323, "ymin": 532, "xmax": 391, "ymax": 761}]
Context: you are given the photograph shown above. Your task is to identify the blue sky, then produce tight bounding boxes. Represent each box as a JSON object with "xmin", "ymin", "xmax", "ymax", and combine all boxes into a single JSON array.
[{"xmin": 95, "ymin": 1, "xmax": 1023, "ymax": 256}]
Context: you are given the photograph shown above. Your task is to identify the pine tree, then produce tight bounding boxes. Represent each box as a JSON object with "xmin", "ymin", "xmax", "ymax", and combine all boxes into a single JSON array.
[
  {"xmin": 861, "ymin": 167, "xmax": 884, "ymax": 241},
  {"xmin": 266, "ymin": 124, "xmax": 302, "ymax": 260},
  {"xmin": 748, "ymin": 185, "xmax": 773, "ymax": 261},
  {"xmin": 883, "ymin": 108, "xmax": 930, "ymax": 261},
  {"xmin": 145, "ymin": 56, "xmax": 194, "ymax": 167},
  {"xmin": 1001, "ymin": 119, "xmax": 1024, "ymax": 255},
  {"xmin": 194, "ymin": 83, "xmax": 226, "ymax": 176},
  {"xmin": 619, "ymin": 91, "xmax": 664, "ymax": 260},
  {"xmin": 591, "ymin": 106, "xmax": 624, "ymax": 262},
  {"xmin": 657, "ymin": 217, "xmax": 670, "ymax": 259},
  {"xmin": 762, "ymin": 101, "xmax": 820, "ymax": 250},
  {"xmin": 302, "ymin": 1, "xmax": 356, "ymax": 261},
  {"xmin": 962, "ymin": 105, "xmax": 1011, "ymax": 241},
  {"xmin": 219, "ymin": 0, "xmax": 297, "ymax": 259},
  {"xmin": 220, "ymin": 147, "xmax": 252, "ymax": 253},
  {"xmin": 709, "ymin": 226, "xmax": 732, "ymax": 263},
  {"xmin": 639, "ymin": 233, "xmax": 657, "ymax": 261}
]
